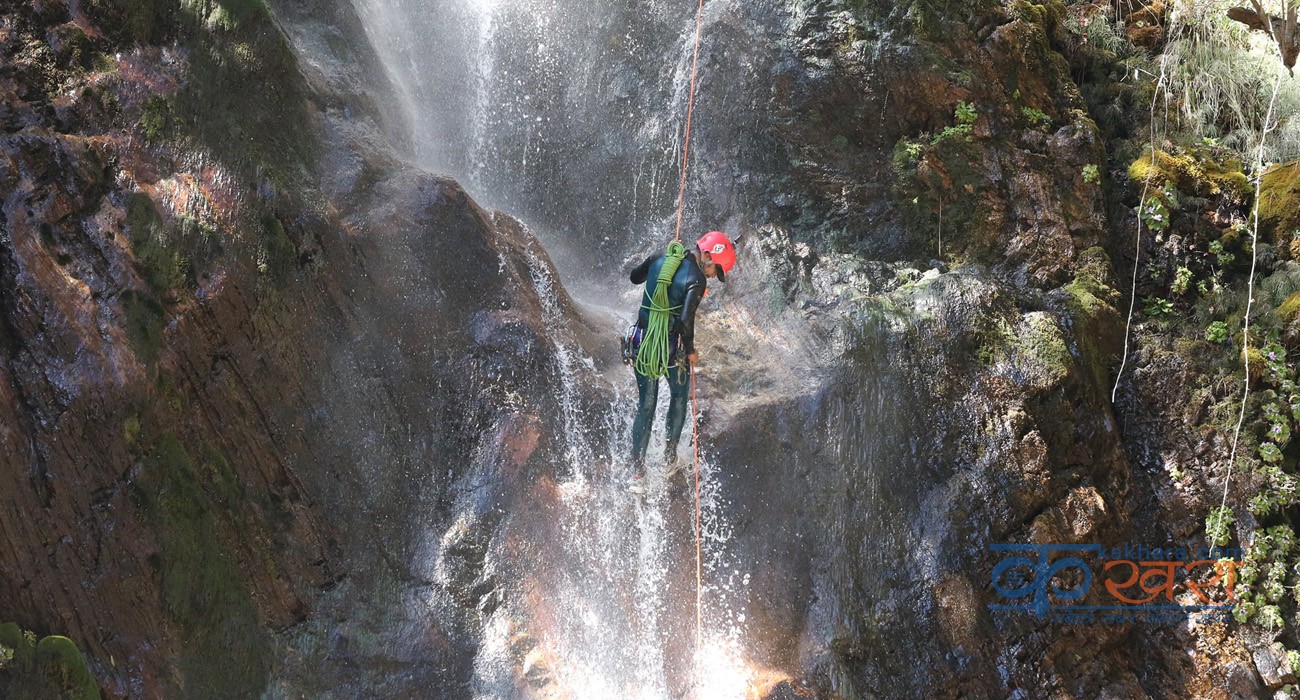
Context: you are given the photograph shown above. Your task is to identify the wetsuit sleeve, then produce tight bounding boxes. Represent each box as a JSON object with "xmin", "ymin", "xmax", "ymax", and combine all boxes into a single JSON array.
[
  {"xmin": 630, "ymin": 255, "xmax": 656, "ymax": 284},
  {"xmin": 678, "ymin": 280, "xmax": 705, "ymax": 355}
]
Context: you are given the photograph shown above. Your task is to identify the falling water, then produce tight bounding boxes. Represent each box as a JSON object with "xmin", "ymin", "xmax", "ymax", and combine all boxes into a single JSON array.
[
  {"xmin": 346, "ymin": 0, "xmax": 707, "ymax": 274},
  {"xmin": 342, "ymin": 1, "xmax": 772, "ymax": 694},
  {"xmin": 455, "ymin": 216, "xmax": 760, "ymax": 698}
]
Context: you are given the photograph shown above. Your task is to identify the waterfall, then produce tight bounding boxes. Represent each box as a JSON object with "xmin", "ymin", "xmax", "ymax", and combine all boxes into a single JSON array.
[
  {"xmin": 344, "ymin": 0, "xmax": 707, "ymax": 267},
  {"xmin": 346, "ymin": 1, "xmax": 767, "ymax": 696}
]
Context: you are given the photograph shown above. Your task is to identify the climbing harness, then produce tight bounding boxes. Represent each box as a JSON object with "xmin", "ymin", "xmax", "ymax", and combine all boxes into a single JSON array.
[
  {"xmin": 622, "ymin": 323, "xmax": 684, "ymax": 367},
  {"xmin": 634, "ymin": 241, "xmax": 689, "ymax": 378}
]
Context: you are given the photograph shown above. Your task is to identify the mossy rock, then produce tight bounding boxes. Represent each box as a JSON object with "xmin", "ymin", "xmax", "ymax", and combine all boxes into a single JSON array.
[
  {"xmin": 35, "ymin": 637, "xmax": 99, "ymax": 699},
  {"xmin": 1073, "ymin": 246, "xmax": 1119, "ymax": 296},
  {"xmin": 1243, "ymin": 346, "xmax": 1268, "ymax": 382},
  {"xmin": 1278, "ymin": 292, "xmax": 1300, "ymax": 325},
  {"xmin": 1121, "ymin": 0, "xmax": 1170, "ymax": 49},
  {"xmin": 1011, "ymin": 311, "xmax": 1073, "ymax": 389},
  {"xmin": 0, "ymin": 625, "xmax": 98, "ymax": 700},
  {"xmin": 1058, "ymin": 261, "xmax": 1124, "ymax": 395},
  {"xmin": 1173, "ymin": 337, "xmax": 1215, "ymax": 358},
  {"xmin": 1010, "ymin": 0, "xmax": 1066, "ymax": 33},
  {"xmin": 121, "ymin": 291, "xmax": 165, "ymax": 367},
  {"xmin": 1128, "ymin": 149, "xmax": 1250, "ymax": 200},
  {"xmin": 0, "ymin": 622, "xmax": 35, "ymax": 670},
  {"xmin": 125, "ymin": 191, "xmax": 192, "ymax": 297},
  {"xmin": 133, "ymin": 435, "xmax": 270, "ymax": 698},
  {"xmin": 1259, "ymin": 160, "xmax": 1300, "ymax": 248}
]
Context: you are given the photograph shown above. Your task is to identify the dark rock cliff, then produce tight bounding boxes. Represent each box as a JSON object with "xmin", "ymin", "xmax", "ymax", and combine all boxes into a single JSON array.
[
  {"xmin": 1, "ymin": 0, "xmax": 589, "ymax": 696},
  {"xmin": 0, "ymin": 0, "xmax": 1283, "ymax": 698}
]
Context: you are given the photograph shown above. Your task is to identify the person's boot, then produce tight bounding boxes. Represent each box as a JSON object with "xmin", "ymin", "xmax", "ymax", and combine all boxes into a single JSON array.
[
  {"xmin": 629, "ymin": 455, "xmax": 646, "ymax": 494},
  {"xmin": 664, "ymin": 441, "xmax": 683, "ymax": 480}
]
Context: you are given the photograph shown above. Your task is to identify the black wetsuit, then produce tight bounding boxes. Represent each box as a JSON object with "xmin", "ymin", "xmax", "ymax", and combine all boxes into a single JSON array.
[{"xmin": 628, "ymin": 250, "xmax": 707, "ymax": 470}]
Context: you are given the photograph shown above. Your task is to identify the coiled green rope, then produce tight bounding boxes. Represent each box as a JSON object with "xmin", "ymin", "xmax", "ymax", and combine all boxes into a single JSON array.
[{"xmin": 634, "ymin": 240, "xmax": 687, "ymax": 379}]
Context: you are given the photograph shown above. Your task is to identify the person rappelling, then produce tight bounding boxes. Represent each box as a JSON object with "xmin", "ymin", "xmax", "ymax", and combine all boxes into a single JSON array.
[{"xmin": 622, "ymin": 231, "xmax": 736, "ymax": 493}]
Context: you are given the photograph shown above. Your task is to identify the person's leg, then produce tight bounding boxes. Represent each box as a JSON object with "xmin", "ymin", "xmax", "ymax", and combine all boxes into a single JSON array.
[
  {"xmin": 630, "ymin": 370, "xmax": 659, "ymax": 475},
  {"xmin": 664, "ymin": 362, "xmax": 691, "ymax": 466}
]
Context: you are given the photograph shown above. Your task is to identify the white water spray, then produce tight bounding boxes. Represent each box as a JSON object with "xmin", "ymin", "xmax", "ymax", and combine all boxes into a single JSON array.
[{"xmin": 349, "ymin": 1, "xmax": 768, "ymax": 696}]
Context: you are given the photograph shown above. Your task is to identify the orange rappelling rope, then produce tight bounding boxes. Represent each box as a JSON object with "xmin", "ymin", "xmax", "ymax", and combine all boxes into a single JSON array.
[
  {"xmin": 670, "ymin": 0, "xmax": 708, "ymax": 655},
  {"xmin": 690, "ymin": 364, "xmax": 703, "ymax": 652}
]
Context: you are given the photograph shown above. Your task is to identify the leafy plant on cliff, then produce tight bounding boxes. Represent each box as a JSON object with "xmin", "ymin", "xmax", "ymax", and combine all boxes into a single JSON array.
[
  {"xmin": 1136, "ymin": 184, "xmax": 1175, "ymax": 232},
  {"xmin": 1207, "ymin": 505, "xmax": 1235, "ymax": 547},
  {"xmin": 1020, "ymin": 105, "xmax": 1052, "ymax": 128},
  {"xmin": 933, "ymin": 101, "xmax": 978, "ymax": 144},
  {"xmin": 1234, "ymin": 524, "xmax": 1300, "ymax": 627},
  {"xmin": 1144, "ymin": 296, "xmax": 1175, "ymax": 316}
]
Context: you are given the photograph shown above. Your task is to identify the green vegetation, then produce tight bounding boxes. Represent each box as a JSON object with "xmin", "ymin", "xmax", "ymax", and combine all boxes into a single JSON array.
[
  {"xmin": 1068, "ymin": 2, "xmax": 1300, "ymax": 641},
  {"xmin": 1209, "ymin": 238, "xmax": 1237, "ymax": 266},
  {"xmin": 1259, "ymin": 161, "xmax": 1300, "ymax": 249},
  {"xmin": 1143, "ymin": 296, "xmax": 1174, "ymax": 316},
  {"xmin": 1015, "ymin": 312, "xmax": 1072, "ymax": 380},
  {"xmin": 933, "ymin": 101, "xmax": 978, "ymax": 144},
  {"xmin": 125, "ymin": 192, "xmax": 192, "ymax": 297},
  {"xmin": 1128, "ymin": 148, "xmax": 1251, "ymax": 200},
  {"xmin": 1234, "ymin": 524, "xmax": 1300, "ymax": 628},
  {"xmin": 1278, "ymin": 291, "xmax": 1300, "ymax": 325},
  {"xmin": 258, "ymin": 210, "xmax": 297, "ymax": 283},
  {"xmin": 1060, "ymin": 248, "xmax": 1123, "ymax": 393},
  {"xmin": 1020, "ymin": 105, "xmax": 1051, "ymax": 128},
  {"xmin": 158, "ymin": 0, "xmax": 314, "ymax": 187},
  {"xmin": 104, "ymin": 0, "xmax": 311, "ymax": 302},
  {"xmin": 1162, "ymin": 1, "xmax": 1300, "ymax": 161},
  {"xmin": 0, "ymin": 623, "xmax": 98, "ymax": 700},
  {"xmin": 845, "ymin": 0, "xmax": 999, "ymax": 37},
  {"xmin": 1206, "ymin": 505, "xmax": 1235, "ymax": 548},
  {"xmin": 133, "ymin": 435, "xmax": 270, "ymax": 698},
  {"xmin": 122, "ymin": 291, "xmax": 165, "ymax": 367},
  {"xmin": 891, "ymin": 100, "xmax": 991, "ymax": 260}
]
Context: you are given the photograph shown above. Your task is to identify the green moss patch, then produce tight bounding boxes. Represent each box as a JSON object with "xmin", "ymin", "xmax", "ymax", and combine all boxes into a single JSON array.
[
  {"xmin": 258, "ymin": 210, "xmax": 297, "ymax": 283},
  {"xmin": 0, "ymin": 624, "xmax": 98, "ymax": 700},
  {"xmin": 1128, "ymin": 148, "xmax": 1250, "ymax": 200},
  {"xmin": 1278, "ymin": 291, "xmax": 1300, "ymax": 325},
  {"xmin": 1057, "ymin": 248, "xmax": 1123, "ymax": 395},
  {"xmin": 895, "ymin": 129, "xmax": 994, "ymax": 260},
  {"xmin": 125, "ymin": 192, "xmax": 191, "ymax": 297},
  {"xmin": 122, "ymin": 291, "xmax": 165, "ymax": 367},
  {"xmin": 137, "ymin": 0, "xmax": 316, "ymax": 189},
  {"xmin": 1259, "ymin": 160, "xmax": 1300, "ymax": 246},
  {"xmin": 1007, "ymin": 311, "xmax": 1072, "ymax": 389},
  {"xmin": 134, "ymin": 435, "xmax": 269, "ymax": 699}
]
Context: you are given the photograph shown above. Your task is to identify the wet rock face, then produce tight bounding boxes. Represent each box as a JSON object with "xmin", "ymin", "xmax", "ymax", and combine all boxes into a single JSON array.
[
  {"xmin": 610, "ymin": 4, "xmax": 1246, "ymax": 698},
  {"xmin": 416, "ymin": 0, "xmax": 1103, "ymax": 288},
  {"xmin": 0, "ymin": 0, "xmax": 1270, "ymax": 699},
  {"xmin": 697, "ymin": 247, "xmax": 1135, "ymax": 696},
  {"xmin": 278, "ymin": 0, "xmax": 1258, "ymax": 695},
  {"xmin": 0, "ymin": 0, "xmax": 579, "ymax": 697}
]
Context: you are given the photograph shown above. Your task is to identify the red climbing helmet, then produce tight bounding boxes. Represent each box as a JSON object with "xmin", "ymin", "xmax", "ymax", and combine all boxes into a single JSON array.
[{"xmin": 697, "ymin": 231, "xmax": 736, "ymax": 282}]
